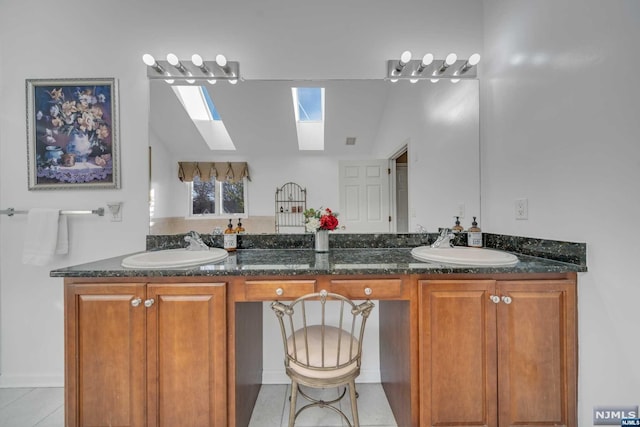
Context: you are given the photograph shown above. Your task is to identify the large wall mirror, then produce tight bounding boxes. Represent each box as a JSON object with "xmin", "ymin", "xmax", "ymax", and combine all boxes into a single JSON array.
[{"xmin": 148, "ymin": 78, "xmax": 479, "ymax": 235}]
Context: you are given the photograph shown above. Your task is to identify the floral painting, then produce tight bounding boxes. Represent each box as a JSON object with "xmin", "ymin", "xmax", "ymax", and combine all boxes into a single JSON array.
[{"xmin": 26, "ymin": 78, "xmax": 120, "ymax": 189}]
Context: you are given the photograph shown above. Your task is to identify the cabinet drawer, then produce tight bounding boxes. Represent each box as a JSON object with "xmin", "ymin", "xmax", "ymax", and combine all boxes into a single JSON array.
[
  {"xmin": 244, "ymin": 280, "xmax": 316, "ymax": 300},
  {"xmin": 329, "ymin": 279, "xmax": 403, "ymax": 299}
]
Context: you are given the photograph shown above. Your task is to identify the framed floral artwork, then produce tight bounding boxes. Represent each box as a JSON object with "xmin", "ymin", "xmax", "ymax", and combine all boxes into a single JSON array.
[{"xmin": 26, "ymin": 78, "xmax": 120, "ymax": 190}]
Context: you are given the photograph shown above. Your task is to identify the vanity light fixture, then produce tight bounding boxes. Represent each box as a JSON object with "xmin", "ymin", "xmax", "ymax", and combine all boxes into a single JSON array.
[
  {"xmin": 191, "ymin": 54, "xmax": 211, "ymax": 74},
  {"xmin": 416, "ymin": 53, "xmax": 434, "ymax": 73},
  {"xmin": 435, "ymin": 53, "xmax": 458, "ymax": 75},
  {"xmin": 167, "ymin": 53, "xmax": 188, "ymax": 74},
  {"xmin": 143, "ymin": 52, "xmax": 241, "ymax": 83},
  {"xmin": 142, "ymin": 54, "xmax": 166, "ymax": 74},
  {"xmin": 458, "ymin": 53, "xmax": 481, "ymax": 74},
  {"xmin": 409, "ymin": 53, "xmax": 434, "ymax": 83},
  {"xmin": 387, "ymin": 51, "xmax": 479, "ymax": 81},
  {"xmin": 215, "ymin": 54, "xmax": 228, "ymax": 69},
  {"xmin": 216, "ymin": 54, "xmax": 238, "ymax": 83},
  {"xmin": 394, "ymin": 50, "xmax": 412, "ymax": 73}
]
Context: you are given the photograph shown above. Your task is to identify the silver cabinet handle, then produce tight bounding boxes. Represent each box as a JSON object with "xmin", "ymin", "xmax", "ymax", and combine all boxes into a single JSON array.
[
  {"xmin": 131, "ymin": 297, "xmax": 142, "ymax": 307},
  {"xmin": 364, "ymin": 287, "xmax": 373, "ymax": 296},
  {"xmin": 144, "ymin": 298, "xmax": 155, "ymax": 308},
  {"xmin": 275, "ymin": 288, "xmax": 284, "ymax": 296},
  {"xmin": 490, "ymin": 295, "xmax": 500, "ymax": 304},
  {"xmin": 501, "ymin": 296, "xmax": 512, "ymax": 305}
]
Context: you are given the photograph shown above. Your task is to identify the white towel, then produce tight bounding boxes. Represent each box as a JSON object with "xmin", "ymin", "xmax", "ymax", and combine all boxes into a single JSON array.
[{"xmin": 22, "ymin": 208, "xmax": 69, "ymax": 266}]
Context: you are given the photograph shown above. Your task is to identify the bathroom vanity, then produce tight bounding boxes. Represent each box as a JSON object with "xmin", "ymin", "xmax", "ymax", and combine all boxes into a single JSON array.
[{"xmin": 51, "ymin": 234, "xmax": 585, "ymax": 427}]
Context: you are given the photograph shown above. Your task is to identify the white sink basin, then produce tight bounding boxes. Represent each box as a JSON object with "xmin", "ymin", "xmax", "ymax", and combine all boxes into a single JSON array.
[
  {"xmin": 122, "ymin": 248, "xmax": 228, "ymax": 269},
  {"xmin": 411, "ymin": 246, "xmax": 519, "ymax": 266}
]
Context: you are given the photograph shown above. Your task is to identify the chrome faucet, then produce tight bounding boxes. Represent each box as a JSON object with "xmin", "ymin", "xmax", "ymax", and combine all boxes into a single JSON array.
[
  {"xmin": 431, "ymin": 228, "xmax": 455, "ymax": 249},
  {"xmin": 184, "ymin": 231, "xmax": 209, "ymax": 251}
]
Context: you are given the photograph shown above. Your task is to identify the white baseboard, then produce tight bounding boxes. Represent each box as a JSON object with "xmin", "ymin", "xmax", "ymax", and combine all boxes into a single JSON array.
[
  {"xmin": 0, "ymin": 374, "xmax": 64, "ymax": 388},
  {"xmin": 262, "ymin": 369, "xmax": 381, "ymax": 385}
]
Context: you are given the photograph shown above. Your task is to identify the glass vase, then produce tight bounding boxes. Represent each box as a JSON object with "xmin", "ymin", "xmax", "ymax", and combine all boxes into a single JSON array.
[{"xmin": 314, "ymin": 229, "xmax": 329, "ymax": 252}]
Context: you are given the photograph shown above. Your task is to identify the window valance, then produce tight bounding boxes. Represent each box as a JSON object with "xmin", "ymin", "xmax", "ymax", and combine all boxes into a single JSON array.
[{"xmin": 178, "ymin": 161, "xmax": 250, "ymax": 183}]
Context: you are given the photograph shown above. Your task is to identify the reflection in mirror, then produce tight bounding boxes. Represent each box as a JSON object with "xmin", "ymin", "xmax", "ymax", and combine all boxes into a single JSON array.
[{"xmin": 149, "ymin": 79, "xmax": 479, "ymax": 235}]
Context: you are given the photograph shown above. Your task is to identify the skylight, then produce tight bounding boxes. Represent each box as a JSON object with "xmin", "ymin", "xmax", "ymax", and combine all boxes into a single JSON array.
[
  {"xmin": 173, "ymin": 86, "xmax": 213, "ymax": 121},
  {"xmin": 201, "ymin": 87, "xmax": 221, "ymax": 121},
  {"xmin": 292, "ymin": 87, "xmax": 325, "ymax": 150},
  {"xmin": 172, "ymin": 86, "xmax": 235, "ymax": 150},
  {"xmin": 294, "ymin": 87, "xmax": 323, "ymax": 122}
]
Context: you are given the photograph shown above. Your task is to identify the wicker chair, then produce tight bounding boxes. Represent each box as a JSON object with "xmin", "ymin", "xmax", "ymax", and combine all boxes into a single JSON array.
[{"xmin": 270, "ymin": 290, "xmax": 375, "ymax": 427}]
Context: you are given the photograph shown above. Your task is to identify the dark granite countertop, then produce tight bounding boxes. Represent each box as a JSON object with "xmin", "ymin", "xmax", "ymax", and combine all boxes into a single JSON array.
[{"xmin": 50, "ymin": 236, "xmax": 586, "ymax": 278}]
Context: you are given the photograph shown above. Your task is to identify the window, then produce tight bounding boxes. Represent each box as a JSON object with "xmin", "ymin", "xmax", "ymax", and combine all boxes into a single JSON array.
[
  {"xmin": 189, "ymin": 175, "xmax": 247, "ymax": 217},
  {"xmin": 293, "ymin": 87, "xmax": 324, "ymax": 122},
  {"xmin": 292, "ymin": 87, "xmax": 325, "ymax": 150}
]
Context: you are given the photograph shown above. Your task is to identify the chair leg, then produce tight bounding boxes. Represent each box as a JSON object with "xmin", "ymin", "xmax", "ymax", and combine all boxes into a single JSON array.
[
  {"xmin": 288, "ymin": 380, "xmax": 298, "ymax": 427},
  {"xmin": 349, "ymin": 380, "xmax": 360, "ymax": 427}
]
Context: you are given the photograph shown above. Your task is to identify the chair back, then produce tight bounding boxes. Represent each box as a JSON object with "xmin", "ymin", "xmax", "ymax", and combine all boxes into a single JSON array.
[{"xmin": 271, "ymin": 290, "xmax": 375, "ymax": 377}]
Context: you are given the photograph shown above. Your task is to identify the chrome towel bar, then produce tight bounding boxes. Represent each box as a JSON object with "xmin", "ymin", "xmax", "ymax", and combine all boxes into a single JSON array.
[{"xmin": 0, "ymin": 207, "xmax": 105, "ymax": 217}]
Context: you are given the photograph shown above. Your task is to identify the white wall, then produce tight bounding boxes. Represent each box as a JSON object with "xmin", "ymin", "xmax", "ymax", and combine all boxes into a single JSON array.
[
  {"xmin": 0, "ymin": 2, "xmax": 151, "ymax": 386},
  {"xmin": 0, "ymin": 0, "xmax": 483, "ymax": 386},
  {"xmin": 481, "ymin": 0, "xmax": 640, "ymax": 424}
]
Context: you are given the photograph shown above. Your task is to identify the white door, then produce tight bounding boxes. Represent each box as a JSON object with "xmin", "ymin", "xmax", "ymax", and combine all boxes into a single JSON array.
[{"xmin": 338, "ymin": 160, "xmax": 390, "ymax": 233}]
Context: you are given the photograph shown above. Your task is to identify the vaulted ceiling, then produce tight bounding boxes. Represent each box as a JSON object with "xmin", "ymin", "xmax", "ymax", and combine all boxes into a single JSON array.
[{"xmin": 149, "ymin": 79, "xmax": 393, "ymax": 159}]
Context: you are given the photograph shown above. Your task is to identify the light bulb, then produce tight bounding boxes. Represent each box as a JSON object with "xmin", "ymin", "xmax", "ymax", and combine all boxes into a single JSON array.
[
  {"xmin": 142, "ymin": 54, "xmax": 156, "ymax": 66},
  {"xmin": 400, "ymin": 50, "xmax": 412, "ymax": 65},
  {"xmin": 207, "ymin": 79, "xmax": 217, "ymax": 85},
  {"xmin": 468, "ymin": 53, "xmax": 481, "ymax": 66},
  {"xmin": 216, "ymin": 54, "xmax": 227, "ymax": 67},
  {"xmin": 451, "ymin": 78, "xmax": 460, "ymax": 83},
  {"xmin": 164, "ymin": 79, "xmax": 175, "ymax": 84},
  {"xmin": 430, "ymin": 78, "xmax": 439, "ymax": 83},
  {"xmin": 410, "ymin": 78, "xmax": 419, "ymax": 84},
  {"xmin": 390, "ymin": 78, "xmax": 399, "ymax": 83},
  {"xmin": 445, "ymin": 53, "xmax": 457, "ymax": 66},
  {"xmin": 166, "ymin": 53, "xmax": 179, "ymax": 66},
  {"xmin": 186, "ymin": 79, "xmax": 195, "ymax": 84},
  {"xmin": 229, "ymin": 78, "xmax": 238, "ymax": 85},
  {"xmin": 191, "ymin": 54, "xmax": 203, "ymax": 67},
  {"xmin": 421, "ymin": 53, "xmax": 434, "ymax": 67}
]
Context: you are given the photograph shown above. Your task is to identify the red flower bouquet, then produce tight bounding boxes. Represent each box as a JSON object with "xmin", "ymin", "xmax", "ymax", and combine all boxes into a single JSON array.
[{"xmin": 303, "ymin": 207, "xmax": 339, "ymax": 232}]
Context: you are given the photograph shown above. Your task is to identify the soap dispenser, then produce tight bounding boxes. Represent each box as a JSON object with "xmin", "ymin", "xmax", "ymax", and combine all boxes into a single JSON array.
[
  {"xmin": 452, "ymin": 216, "xmax": 464, "ymax": 233},
  {"xmin": 223, "ymin": 219, "xmax": 237, "ymax": 252},
  {"xmin": 235, "ymin": 219, "xmax": 245, "ymax": 234},
  {"xmin": 467, "ymin": 216, "xmax": 483, "ymax": 248}
]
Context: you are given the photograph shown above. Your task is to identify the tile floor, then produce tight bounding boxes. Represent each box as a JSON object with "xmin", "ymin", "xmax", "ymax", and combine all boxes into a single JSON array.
[
  {"xmin": 0, "ymin": 388, "xmax": 64, "ymax": 427},
  {"xmin": 0, "ymin": 383, "xmax": 396, "ymax": 427},
  {"xmin": 249, "ymin": 383, "xmax": 398, "ymax": 427}
]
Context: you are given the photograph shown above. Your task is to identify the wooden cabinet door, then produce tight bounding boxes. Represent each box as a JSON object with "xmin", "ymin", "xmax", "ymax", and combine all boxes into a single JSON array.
[
  {"xmin": 419, "ymin": 280, "xmax": 498, "ymax": 427},
  {"xmin": 146, "ymin": 283, "xmax": 227, "ymax": 427},
  {"xmin": 65, "ymin": 283, "xmax": 146, "ymax": 427},
  {"xmin": 496, "ymin": 280, "xmax": 577, "ymax": 427}
]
